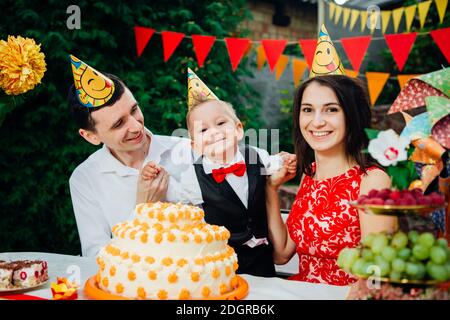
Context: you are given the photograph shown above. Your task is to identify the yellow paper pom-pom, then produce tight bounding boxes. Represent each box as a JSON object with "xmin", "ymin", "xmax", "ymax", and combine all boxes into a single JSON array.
[{"xmin": 0, "ymin": 36, "xmax": 46, "ymax": 95}]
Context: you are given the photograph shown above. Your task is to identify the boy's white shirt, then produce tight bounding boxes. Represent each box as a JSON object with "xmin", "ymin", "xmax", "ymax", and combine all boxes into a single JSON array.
[{"xmin": 166, "ymin": 145, "xmax": 283, "ymax": 248}]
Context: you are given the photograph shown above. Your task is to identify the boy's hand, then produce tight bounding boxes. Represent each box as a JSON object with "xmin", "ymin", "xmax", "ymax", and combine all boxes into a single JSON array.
[{"xmin": 136, "ymin": 162, "xmax": 169, "ymax": 204}]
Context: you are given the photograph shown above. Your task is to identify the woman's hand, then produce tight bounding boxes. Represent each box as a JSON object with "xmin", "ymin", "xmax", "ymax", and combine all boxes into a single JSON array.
[{"xmin": 268, "ymin": 165, "xmax": 296, "ymax": 189}]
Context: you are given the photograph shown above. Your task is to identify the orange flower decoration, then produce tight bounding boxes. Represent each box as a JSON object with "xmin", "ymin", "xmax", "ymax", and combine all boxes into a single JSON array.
[{"xmin": 0, "ymin": 35, "xmax": 46, "ymax": 95}]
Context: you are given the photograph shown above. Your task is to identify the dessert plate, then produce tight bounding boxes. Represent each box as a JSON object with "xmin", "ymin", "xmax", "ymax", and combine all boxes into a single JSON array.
[{"xmin": 0, "ymin": 280, "xmax": 49, "ymax": 295}]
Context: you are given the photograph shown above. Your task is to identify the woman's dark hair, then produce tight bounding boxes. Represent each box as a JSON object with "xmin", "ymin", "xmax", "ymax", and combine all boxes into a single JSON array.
[
  {"xmin": 293, "ymin": 75, "xmax": 375, "ymax": 177},
  {"xmin": 67, "ymin": 73, "xmax": 126, "ymax": 132}
]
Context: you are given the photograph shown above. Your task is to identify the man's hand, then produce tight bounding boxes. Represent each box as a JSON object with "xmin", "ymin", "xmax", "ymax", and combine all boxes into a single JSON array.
[{"xmin": 136, "ymin": 162, "xmax": 169, "ymax": 205}]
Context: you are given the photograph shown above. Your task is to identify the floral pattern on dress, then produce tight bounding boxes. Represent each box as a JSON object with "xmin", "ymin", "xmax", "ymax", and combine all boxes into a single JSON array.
[{"xmin": 286, "ymin": 164, "xmax": 380, "ymax": 286}]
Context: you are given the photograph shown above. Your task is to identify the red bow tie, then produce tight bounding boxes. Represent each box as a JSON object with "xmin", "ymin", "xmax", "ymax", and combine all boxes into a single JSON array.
[{"xmin": 211, "ymin": 162, "xmax": 246, "ymax": 183}]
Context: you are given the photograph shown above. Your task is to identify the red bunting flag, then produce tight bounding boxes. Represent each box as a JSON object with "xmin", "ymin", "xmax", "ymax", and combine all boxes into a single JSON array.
[
  {"xmin": 261, "ymin": 39, "xmax": 287, "ymax": 72},
  {"xmin": 224, "ymin": 38, "xmax": 251, "ymax": 71},
  {"xmin": 134, "ymin": 26, "xmax": 155, "ymax": 57},
  {"xmin": 430, "ymin": 27, "xmax": 450, "ymax": 64},
  {"xmin": 340, "ymin": 36, "xmax": 372, "ymax": 72},
  {"xmin": 161, "ymin": 31, "xmax": 185, "ymax": 62},
  {"xmin": 298, "ymin": 39, "xmax": 317, "ymax": 70},
  {"xmin": 191, "ymin": 35, "xmax": 216, "ymax": 67},
  {"xmin": 384, "ymin": 33, "xmax": 417, "ymax": 71}
]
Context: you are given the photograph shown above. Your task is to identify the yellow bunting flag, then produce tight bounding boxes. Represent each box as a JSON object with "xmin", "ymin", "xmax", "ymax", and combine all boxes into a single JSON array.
[
  {"xmin": 256, "ymin": 45, "xmax": 266, "ymax": 71},
  {"xmin": 329, "ymin": 2, "xmax": 336, "ymax": 20},
  {"xmin": 360, "ymin": 10, "xmax": 368, "ymax": 33},
  {"xmin": 381, "ymin": 11, "xmax": 392, "ymax": 34},
  {"xmin": 344, "ymin": 69, "xmax": 359, "ymax": 78},
  {"xmin": 343, "ymin": 8, "xmax": 351, "ymax": 28},
  {"xmin": 334, "ymin": 5, "xmax": 343, "ymax": 25},
  {"xmin": 418, "ymin": 0, "xmax": 432, "ymax": 29},
  {"xmin": 397, "ymin": 74, "xmax": 420, "ymax": 89},
  {"xmin": 365, "ymin": 72, "xmax": 390, "ymax": 106},
  {"xmin": 349, "ymin": 9, "xmax": 360, "ymax": 31},
  {"xmin": 275, "ymin": 55, "xmax": 289, "ymax": 81},
  {"xmin": 404, "ymin": 5, "xmax": 417, "ymax": 32},
  {"xmin": 435, "ymin": 0, "xmax": 448, "ymax": 24},
  {"xmin": 292, "ymin": 59, "xmax": 308, "ymax": 88},
  {"xmin": 392, "ymin": 7, "xmax": 404, "ymax": 33}
]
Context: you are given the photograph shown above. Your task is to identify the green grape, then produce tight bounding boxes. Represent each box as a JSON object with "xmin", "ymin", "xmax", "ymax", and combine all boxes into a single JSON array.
[
  {"xmin": 389, "ymin": 270, "xmax": 402, "ymax": 281},
  {"xmin": 412, "ymin": 244, "xmax": 430, "ymax": 261},
  {"xmin": 351, "ymin": 258, "xmax": 366, "ymax": 276},
  {"xmin": 430, "ymin": 246, "xmax": 448, "ymax": 265},
  {"xmin": 371, "ymin": 234, "xmax": 388, "ymax": 254},
  {"xmin": 427, "ymin": 263, "xmax": 448, "ymax": 281},
  {"xmin": 418, "ymin": 232, "xmax": 435, "ymax": 248},
  {"xmin": 406, "ymin": 262, "xmax": 420, "ymax": 278},
  {"xmin": 436, "ymin": 238, "xmax": 448, "ymax": 249},
  {"xmin": 362, "ymin": 248, "xmax": 374, "ymax": 261},
  {"xmin": 361, "ymin": 233, "xmax": 376, "ymax": 248},
  {"xmin": 445, "ymin": 263, "xmax": 450, "ymax": 276},
  {"xmin": 362, "ymin": 262, "xmax": 376, "ymax": 276},
  {"xmin": 391, "ymin": 232, "xmax": 408, "ymax": 249},
  {"xmin": 392, "ymin": 258, "xmax": 406, "ymax": 273},
  {"xmin": 377, "ymin": 260, "xmax": 390, "ymax": 277},
  {"xmin": 397, "ymin": 248, "xmax": 411, "ymax": 261},
  {"xmin": 415, "ymin": 263, "xmax": 426, "ymax": 280},
  {"xmin": 343, "ymin": 248, "xmax": 360, "ymax": 271},
  {"xmin": 408, "ymin": 231, "xmax": 420, "ymax": 244},
  {"xmin": 381, "ymin": 246, "xmax": 397, "ymax": 262},
  {"xmin": 337, "ymin": 248, "xmax": 350, "ymax": 268},
  {"xmin": 374, "ymin": 255, "xmax": 386, "ymax": 265}
]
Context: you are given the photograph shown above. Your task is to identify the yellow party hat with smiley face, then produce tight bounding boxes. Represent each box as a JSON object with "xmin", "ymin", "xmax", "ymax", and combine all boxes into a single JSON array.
[
  {"xmin": 70, "ymin": 55, "xmax": 115, "ymax": 107},
  {"xmin": 187, "ymin": 67, "xmax": 219, "ymax": 110},
  {"xmin": 310, "ymin": 25, "xmax": 345, "ymax": 78}
]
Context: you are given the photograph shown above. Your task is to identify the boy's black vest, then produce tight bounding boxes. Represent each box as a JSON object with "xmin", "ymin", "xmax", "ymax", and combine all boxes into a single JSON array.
[{"xmin": 193, "ymin": 145, "xmax": 275, "ymax": 277}]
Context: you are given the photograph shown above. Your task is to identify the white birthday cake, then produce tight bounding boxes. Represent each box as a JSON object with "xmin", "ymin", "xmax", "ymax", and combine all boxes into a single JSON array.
[{"xmin": 95, "ymin": 202, "xmax": 239, "ymax": 299}]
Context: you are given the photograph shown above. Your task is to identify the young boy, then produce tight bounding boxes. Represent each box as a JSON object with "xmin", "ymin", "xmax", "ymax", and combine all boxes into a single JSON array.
[{"xmin": 143, "ymin": 69, "xmax": 296, "ymax": 277}]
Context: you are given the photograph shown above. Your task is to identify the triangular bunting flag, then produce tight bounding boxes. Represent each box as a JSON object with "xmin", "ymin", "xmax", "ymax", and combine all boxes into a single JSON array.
[
  {"xmin": 349, "ymin": 9, "xmax": 360, "ymax": 31},
  {"xmin": 404, "ymin": 5, "xmax": 417, "ymax": 32},
  {"xmin": 341, "ymin": 36, "xmax": 372, "ymax": 72},
  {"xmin": 365, "ymin": 72, "xmax": 390, "ymax": 106},
  {"xmin": 384, "ymin": 33, "xmax": 417, "ymax": 71},
  {"xmin": 275, "ymin": 55, "xmax": 289, "ymax": 81},
  {"xmin": 298, "ymin": 39, "xmax": 317, "ymax": 70},
  {"xmin": 292, "ymin": 59, "xmax": 308, "ymax": 87},
  {"xmin": 397, "ymin": 74, "xmax": 420, "ymax": 88},
  {"xmin": 392, "ymin": 7, "xmax": 404, "ymax": 33},
  {"xmin": 329, "ymin": 2, "xmax": 336, "ymax": 20},
  {"xmin": 381, "ymin": 11, "xmax": 392, "ymax": 34},
  {"xmin": 360, "ymin": 10, "xmax": 368, "ymax": 32},
  {"xmin": 430, "ymin": 28, "xmax": 450, "ymax": 64},
  {"xmin": 134, "ymin": 26, "xmax": 155, "ymax": 57},
  {"xmin": 224, "ymin": 37, "xmax": 251, "ymax": 71},
  {"xmin": 435, "ymin": 0, "xmax": 448, "ymax": 24},
  {"xmin": 191, "ymin": 35, "xmax": 216, "ymax": 68},
  {"xmin": 344, "ymin": 69, "xmax": 359, "ymax": 78},
  {"xmin": 261, "ymin": 39, "xmax": 287, "ymax": 72},
  {"xmin": 256, "ymin": 45, "xmax": 266, "ymax": 71},
  {"xmin": 161, "ymin": 31, "xmax": 185, "ymax": 62},
  {"xmin": 342, "ymin": 8, "xmax": 351, "ymax": 28},
  {"xmin": 334, "ymin": 5, "xmax": 343, "ymax": 25},
  {"xmin": 418, "ymin": 0, "xmax": 432, "ymax": 29}
]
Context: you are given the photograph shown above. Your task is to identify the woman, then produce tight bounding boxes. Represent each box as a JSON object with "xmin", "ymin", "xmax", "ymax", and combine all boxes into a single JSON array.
[{"xmin": 266, "ymin": 75, "xmax": 398, "ymax": 286}]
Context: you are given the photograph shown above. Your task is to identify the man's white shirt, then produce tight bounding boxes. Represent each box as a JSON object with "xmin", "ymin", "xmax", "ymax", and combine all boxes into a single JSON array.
[{"xmin": 69, "ymin": 129, "xmax": 191, "ymax": 257}]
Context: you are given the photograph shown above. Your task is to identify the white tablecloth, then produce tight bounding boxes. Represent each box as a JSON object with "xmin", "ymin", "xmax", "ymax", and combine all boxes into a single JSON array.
[{"xmin": 0, "ymin": 252, "xmax": 349, "ymax": 300}]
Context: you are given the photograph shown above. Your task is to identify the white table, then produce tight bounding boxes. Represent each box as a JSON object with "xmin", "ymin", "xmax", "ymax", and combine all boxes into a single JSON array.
[{"xmin": 0, "ymin": 252, "xmax": 349, "ymax": 300}]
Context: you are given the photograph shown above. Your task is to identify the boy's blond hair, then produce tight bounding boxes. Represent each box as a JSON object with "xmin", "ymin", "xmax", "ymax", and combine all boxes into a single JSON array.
[{"xmin": 186, "ymin": 100, "xmax": 241, "ymax": 134}]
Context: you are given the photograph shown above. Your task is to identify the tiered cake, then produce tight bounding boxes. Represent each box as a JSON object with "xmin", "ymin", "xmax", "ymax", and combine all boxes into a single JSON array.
[{"xmin": 95, "ymin": 202, "xmax": 239, "ymax": 299}]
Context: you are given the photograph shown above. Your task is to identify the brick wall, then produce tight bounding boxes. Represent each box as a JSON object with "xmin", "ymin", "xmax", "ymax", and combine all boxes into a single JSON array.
[{"xmin": 239, "ymin": 0, "xmax": 317, "ymax": 41}]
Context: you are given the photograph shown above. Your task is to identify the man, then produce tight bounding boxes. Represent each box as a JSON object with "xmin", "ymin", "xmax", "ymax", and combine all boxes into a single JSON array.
[{"xmin": 68, "ymin": 55, "xmax": 190, "ymax": 257}]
